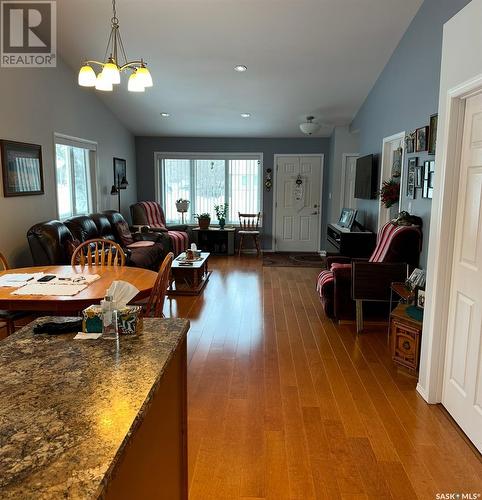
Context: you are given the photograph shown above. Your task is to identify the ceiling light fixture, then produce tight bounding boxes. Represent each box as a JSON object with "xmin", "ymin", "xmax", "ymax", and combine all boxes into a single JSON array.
[
  {"xmin": 78, "ymin": 0, "xmax": 153, "ymax": 92},
  {"xmin": 299, "ymin": 116, "xmax": 320, "ymax": 135},
  {"xmin": 234, "ymin": 65, "xmax": 247, "ymax": 72},
  {"xmin": 241, "ymin": 113, "xmax": 251, "ymax": 118},
  {"xmin": 160, "ymin": 112, "xmax": 170, "ymax": 117}
]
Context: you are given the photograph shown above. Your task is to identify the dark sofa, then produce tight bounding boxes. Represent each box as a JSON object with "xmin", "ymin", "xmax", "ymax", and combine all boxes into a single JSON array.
[{"xmin": 27, "ymin": 211, "xmax": 166, "ymax": 270}]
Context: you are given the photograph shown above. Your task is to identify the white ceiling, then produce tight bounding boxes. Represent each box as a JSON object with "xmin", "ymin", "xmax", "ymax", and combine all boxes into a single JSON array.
[{"xmin": 58, "ymin": 0, "xmax": 423, "ymax": 138}]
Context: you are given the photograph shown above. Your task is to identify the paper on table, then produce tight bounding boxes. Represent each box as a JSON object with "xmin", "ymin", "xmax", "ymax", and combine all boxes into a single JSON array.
[
  {"xmin": 0, "ymin": 273, "xmax": 44, "ymax": 287},
  {"xmin": 49, "ymin": 274, "xmax": 100, "ymax": 285},
  {"xmin": 74, "ymin": 332, "xmax": 102, "ymax": 340},
  {"xmin": 12, "ymin": 284, "xmax": 87, "ymax": 296}
]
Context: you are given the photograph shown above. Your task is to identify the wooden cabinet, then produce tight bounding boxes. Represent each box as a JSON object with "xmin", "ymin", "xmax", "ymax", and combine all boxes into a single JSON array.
[
  {"xmin": 326, "ymin": 223, "xmax": 376, "ymax": 258},
  {"xmin": 390, "ymin": 304, "xmax": 423, "ymax": 373},
  {"xmin": 192, "ymin": 227, "xmax": 235, "ymax": 255}
]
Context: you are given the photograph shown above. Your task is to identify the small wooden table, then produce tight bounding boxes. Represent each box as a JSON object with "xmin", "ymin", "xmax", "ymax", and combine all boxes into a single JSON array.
[
  {"xmin": 168, "ymin": 252, "xmax": 211, "ymax": 296},
  {"xmin": 0, "ymin": 265, "xmax": 157, "ymax": 313}
]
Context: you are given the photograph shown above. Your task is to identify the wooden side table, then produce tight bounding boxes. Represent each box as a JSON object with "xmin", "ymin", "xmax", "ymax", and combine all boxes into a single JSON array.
[{"xmin": 390, "ymin": 303, "xmax": 423, "ymax": 374}]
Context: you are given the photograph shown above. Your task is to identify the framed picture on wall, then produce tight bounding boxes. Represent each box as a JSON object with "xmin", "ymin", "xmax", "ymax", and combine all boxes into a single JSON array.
[
  {"xmin": 113, "ymin": 157, "xmax": 127, "ymax": 185},
  {"xmin": 423, "ymin": 160, "xmax": 435, "ymax": 199},
  {"xmin": 405, "ymin": 131, "xmax": 415, "ymax": 154},
  {"xmin": 416, "ymin": 126, "xmax": 429, "ymax": 152},
  {"xmin": 0, "ymin": 140, "xmax": 44, "ymax": 197},
  {"xmin": 428, "ymin": 114, "xmax": 438, "ymax": 155},
  {"xmin": 406, "ymin": 157, "xmax": 417, "ymax": 199},
  {"xmin": 415, "ymin": 164, "xmax": 424, "ymax": 188}
]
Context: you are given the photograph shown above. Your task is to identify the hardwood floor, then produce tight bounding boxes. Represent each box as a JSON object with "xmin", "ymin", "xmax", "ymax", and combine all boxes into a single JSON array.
[{"xmin": 165, "ymin": 256, "xmax": 482, "ymax": 499}]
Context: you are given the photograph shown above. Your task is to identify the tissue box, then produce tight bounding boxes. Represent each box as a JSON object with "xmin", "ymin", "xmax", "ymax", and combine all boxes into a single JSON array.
[
  {"xmin": 117, "ymin": 306, "xmax": 143, "ymax": 335},
  {"xmin": 82, "ymin": 305, "xmax": 143, "ymax": 336},
  {"xmin": 82, "ymin": 305, "xmax": 103, "ymax": 333}
]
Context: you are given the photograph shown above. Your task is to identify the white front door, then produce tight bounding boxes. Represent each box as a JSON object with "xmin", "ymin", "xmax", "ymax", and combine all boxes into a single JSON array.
[
  {"xmin": 442, "ymin": 92, "xmax": 482, "ymax": 453},
  {"xmin": 274, "ymin": 155, "xmax": 322, "ymax": 252},
  {"xmin": 341, "ymin": 154, "xmax": 359, "ymax": 211}
]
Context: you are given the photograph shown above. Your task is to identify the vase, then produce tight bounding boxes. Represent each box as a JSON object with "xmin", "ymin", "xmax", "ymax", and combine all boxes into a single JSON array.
[
  {"xmin": 219, "ymin": 218, "xmax": 225, "ymax": 230},
  {"xmin": 199, "ymin": 217, "xmax": 210, "ymax": 230}
]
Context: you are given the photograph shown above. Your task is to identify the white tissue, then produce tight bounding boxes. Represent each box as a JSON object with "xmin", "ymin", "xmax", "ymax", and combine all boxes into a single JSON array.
[
  {"xmin": 191, "ymin": 243, "xmax": 197, "ymax": 251},
  {"xmin": 106, "ymin": 280, "xmax": 140, "ymax": 309}
]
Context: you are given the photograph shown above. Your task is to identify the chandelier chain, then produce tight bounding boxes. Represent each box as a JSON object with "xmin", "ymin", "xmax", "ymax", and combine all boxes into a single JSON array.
[{"xmin": 111, "ymin": 0, "xmax": 118, "ymax": 24}]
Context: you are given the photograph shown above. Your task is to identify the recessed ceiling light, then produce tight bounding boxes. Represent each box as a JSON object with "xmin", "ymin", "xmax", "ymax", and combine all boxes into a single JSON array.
[
  {"xmin": 160, "ymin": 112, "xmax": 170, "ymax": 117},
  {"xmin": 241, "ymin": 113, "xmax": 251, "ymax": 118},
  {"xmin": 234, "ymin": 65, "xmax": 247, "ymax": 72}
]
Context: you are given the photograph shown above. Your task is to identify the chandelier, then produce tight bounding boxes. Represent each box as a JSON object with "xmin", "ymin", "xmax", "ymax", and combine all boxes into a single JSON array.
[{"xmin": 78, "ymin": 0, "xmax": 153, "ymax": 92}]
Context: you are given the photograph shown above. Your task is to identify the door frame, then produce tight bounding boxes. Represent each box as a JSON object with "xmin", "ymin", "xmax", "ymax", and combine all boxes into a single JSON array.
[
  {"xmin": 418, "ymin": 75, "xmax": 482, "ymax": 404},
  {"xmin": 272, "ymin": 153, "xmax": 324, "ymax": 253},
  {"xmin": 340, "ymin": 153, "xmax": 359, "ymax": 213},
  {"xmin": 377, "ymin": 132, "xmax": 405, "ymax": 230}
]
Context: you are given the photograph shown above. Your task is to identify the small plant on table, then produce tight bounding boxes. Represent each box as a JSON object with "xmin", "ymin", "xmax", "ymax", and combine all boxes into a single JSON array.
[{"xmin": 214, "ymin": 203, "xmax": 228, "ymax": 230}]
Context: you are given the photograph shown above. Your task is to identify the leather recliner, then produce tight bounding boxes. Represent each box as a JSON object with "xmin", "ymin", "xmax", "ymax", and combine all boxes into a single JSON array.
[{"xmin": 27, "ymin": 211, "xmax": 165, "ymax": 270}]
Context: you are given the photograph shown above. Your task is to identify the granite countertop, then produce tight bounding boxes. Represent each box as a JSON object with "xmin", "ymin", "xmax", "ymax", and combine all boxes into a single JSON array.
[{"xmin": 0, "ymin": 317, "xmax": 189, "ymax": 499}]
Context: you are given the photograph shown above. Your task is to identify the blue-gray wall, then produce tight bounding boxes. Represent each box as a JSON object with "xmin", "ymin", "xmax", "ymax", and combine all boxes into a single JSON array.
[
  {"xmin": 135, "ymin": 136, "xmax": 330, "ymax": 249},
  {"xmin": 351, "ymin": 0, "xmax": 470, "ymax": 266}
]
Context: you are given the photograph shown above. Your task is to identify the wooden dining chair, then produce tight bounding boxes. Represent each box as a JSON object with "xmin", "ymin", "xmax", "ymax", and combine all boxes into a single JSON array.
[
  {"xmin": 0, "ymin": 251, "xmax": 28, "ymax": 336},
  {"xmin": 71, "ymin": 239, "xmax": 126, "ymax": 267},
  {"xmin": 238, "ymin": 212, "xmax": 261, "ymax": 256},
  {"xmin": 144, "ymin": 252, "xmax": 174, "ymax": 318}
]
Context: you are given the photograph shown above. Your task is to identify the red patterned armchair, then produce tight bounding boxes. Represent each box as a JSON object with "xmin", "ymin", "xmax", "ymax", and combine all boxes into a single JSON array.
[
  {"xmin": 317, "ymin": 221, "xmax": 422, "ymax": 331},
  {"xmin": 130, "ymin": 201, "xmax": 191, "ymax": 257}
]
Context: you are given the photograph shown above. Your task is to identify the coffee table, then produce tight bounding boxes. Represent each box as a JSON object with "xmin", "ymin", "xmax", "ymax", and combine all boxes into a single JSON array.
[{"xmin": 168, "ymin": 252, "xmax": 211, "ymax": 296}]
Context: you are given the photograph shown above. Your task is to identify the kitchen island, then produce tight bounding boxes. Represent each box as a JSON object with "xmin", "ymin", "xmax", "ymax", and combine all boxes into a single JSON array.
[{"xmin": 0, "ymin": 317, "xmax": 189, "ymax": 499}]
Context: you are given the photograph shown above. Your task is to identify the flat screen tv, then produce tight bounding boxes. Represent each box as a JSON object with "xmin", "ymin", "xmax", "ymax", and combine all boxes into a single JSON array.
[{"xmin": 354, "ymin": 154, "xmax": 378, "ymax": 199}]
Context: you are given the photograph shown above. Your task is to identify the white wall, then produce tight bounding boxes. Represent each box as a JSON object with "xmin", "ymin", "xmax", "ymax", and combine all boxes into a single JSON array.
[
  {"xmin": 323, "ymin": 126, "xmax": 359, "ymax": 247},
  {"xmin": 0, "ymin": 60, "xmax": 136, "ymax": 267},
  {"xmin": 418, "ymin": 0, "xmax": 482, "ymax": 402}
]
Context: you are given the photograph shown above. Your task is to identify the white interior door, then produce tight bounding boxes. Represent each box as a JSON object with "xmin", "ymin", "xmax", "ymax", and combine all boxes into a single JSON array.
[
  {"xmin": 274, "ymin": 155, "xmax": 322, "ymax": 252},
  {"xmin": 340, "ymin": 154, "xmax": 359, "ymax": 211},
  {"xmin": 378, "ymin": 133, "xmax": 405, "ymax": 230},
  {"xmin": 442, "ymin": 92, "xmax": 482, "ymax": 453}
]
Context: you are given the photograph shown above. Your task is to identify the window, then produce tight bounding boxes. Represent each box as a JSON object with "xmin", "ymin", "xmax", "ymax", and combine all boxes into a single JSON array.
[
  {"xmin": 159, "ymin": 154, "xmax": 262, "ymax": 224},
  {"xmin": 54, "ymin": 135, "xmax": 97, "ymax": 219}
]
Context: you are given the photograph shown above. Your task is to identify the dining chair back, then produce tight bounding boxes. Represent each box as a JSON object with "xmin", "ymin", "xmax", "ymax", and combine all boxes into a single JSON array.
[
  {"xmin": 0, "ymin": 252, "xmax": 9, "ymax": 271},
  {"xmin": 145, "ymin": 252, "xmax": 174, "ymax": 318},
  {"xmin": 238, "ymin": 212, "xmax": 261, "ymax": 256},
  {"xmin": 71, "ymin": 239, "xmax": 126, "ymax": 267},
  {"xmin": 0, "ymin": 251, "xmax": 27, "ymax": 337}
]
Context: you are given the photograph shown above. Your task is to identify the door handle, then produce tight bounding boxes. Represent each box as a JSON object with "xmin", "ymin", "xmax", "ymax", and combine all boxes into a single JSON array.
[{"xmin": 311, "ymin": 211, "xmax": 319, "ymax": 215}]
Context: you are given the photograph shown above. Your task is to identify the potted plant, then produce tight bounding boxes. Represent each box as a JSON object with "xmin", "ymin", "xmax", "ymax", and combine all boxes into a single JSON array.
[
  {"xmin": 214, "ymin": 203, "xmax": 228, "ymax": 230},
  {"xmin": 379, "ymin": 179, "xmax": 400, "ymax": 208},
  {"xmin": 195, "ymin": 213, "xmax": 211, "ymax": 230},
  {"xmin": 175, "ymin": 198, "xmax": 190, "ymax": 213}
]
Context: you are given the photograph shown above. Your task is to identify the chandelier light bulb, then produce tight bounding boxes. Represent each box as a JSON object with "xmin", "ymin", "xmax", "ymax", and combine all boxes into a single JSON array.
[
  {"xmin": 101, "ymin": 60, "xmax": 121, "ymax": 84},
  {"xmin": 136, "ymin": 66, "xmax": 153, "ymax": 87},
  {"xmin": 128, "ymin": 71, "xmax": 145, "ymax": 92},
  {"xmin": 95, "ymin": 72, "xmax": 113, "ymax": 91},
  {"xmin": 78, "ymin": 65, "xmax": 96, "ymax": 87}
]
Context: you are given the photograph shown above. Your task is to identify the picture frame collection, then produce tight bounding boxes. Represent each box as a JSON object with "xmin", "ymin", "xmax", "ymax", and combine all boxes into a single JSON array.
[{"xmin": 404, "ymin": 113, "xmax": 437, "ymax": 200}]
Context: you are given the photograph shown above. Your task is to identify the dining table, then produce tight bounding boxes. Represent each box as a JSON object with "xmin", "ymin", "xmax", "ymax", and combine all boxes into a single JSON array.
[{"xmin": 0, "ymin": 265, "xmax": 158, "ymax": 314}]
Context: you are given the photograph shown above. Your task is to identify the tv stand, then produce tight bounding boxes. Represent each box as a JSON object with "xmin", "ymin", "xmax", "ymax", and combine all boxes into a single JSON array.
[{"xmin": 327, "ymin": 223, "xmax": 376, "ymax": 258}]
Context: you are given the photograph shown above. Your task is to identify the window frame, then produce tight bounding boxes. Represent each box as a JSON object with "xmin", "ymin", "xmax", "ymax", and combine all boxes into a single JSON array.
[
  {"xmin": 155, "ymin": 152, "xmax": 264, "ymax": 225},
  {"xmin": 53, "ymin": 133, "xmax": 98, "ymax": 220}
]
